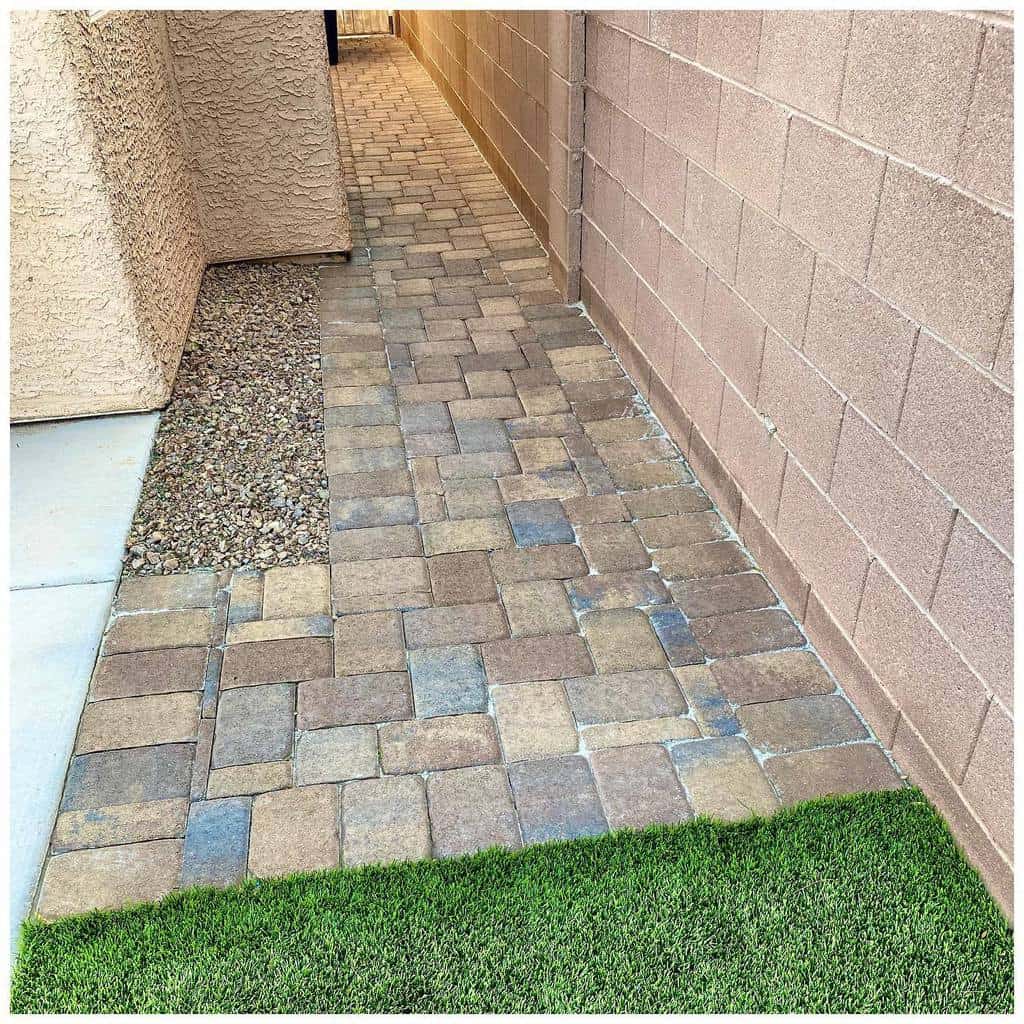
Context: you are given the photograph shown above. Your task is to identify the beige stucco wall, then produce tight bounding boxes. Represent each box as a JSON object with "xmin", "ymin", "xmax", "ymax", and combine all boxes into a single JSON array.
[
  {"xmin": 167, "ymin": 10, "xmax": 351, "ymax": 262},
  {"xmin": 10, "ymin": 9, "xmax": 350, "ymax": 421},
  {"xmin": 10, "ymin": 10, "xmax": 197, "ymax": 419}
]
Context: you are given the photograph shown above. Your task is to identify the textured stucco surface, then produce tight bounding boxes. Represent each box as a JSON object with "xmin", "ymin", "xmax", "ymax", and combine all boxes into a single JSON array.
[
  {"xmin": 167, "ymin": 10, "xmax": 351, "ymax": 262},
  {"xmin": 11, "ymin": 9, "xmax": 350, "ymax": 421},
  {"xmin": 10, "ymin": 11, "xmax": 196, "ymax": 420}
]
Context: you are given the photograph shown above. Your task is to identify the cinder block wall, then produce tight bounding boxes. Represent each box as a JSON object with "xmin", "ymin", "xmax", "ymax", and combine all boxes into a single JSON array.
[
  {"xmin": 399, "ymin": 11, "xmax": 585, "ymax": 298},
  {"xmin": 579, "ymin": 10, "xmax": 1013, "ymax": 910}
]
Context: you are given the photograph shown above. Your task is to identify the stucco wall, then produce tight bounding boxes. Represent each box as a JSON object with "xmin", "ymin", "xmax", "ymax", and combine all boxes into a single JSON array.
[
  {"xmin": 10, "ymin": 10, "xmax": 198, "ymax": 419},
  {"xmin": 11, "ymin": 9, "xmax": 350, "ymax": 421},
  {"xmin": 166, "ymin": 10, "xmax": 351, "ymax": 262},
  {"xmin": 578, "ymin": 10, "xmax": 1013, "ymax": 911}
]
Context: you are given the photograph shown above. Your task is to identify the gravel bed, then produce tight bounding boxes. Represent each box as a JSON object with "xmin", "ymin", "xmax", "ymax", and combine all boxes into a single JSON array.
[{"xmin": 124, "ymin": 262, "xmax": 329, "ymax": 575}]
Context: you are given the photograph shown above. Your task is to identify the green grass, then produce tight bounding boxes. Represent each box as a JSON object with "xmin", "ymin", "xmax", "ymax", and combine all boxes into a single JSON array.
[{"xmin": 11, "ymin": 788, "xmax": 1012, "ymax": 1013}]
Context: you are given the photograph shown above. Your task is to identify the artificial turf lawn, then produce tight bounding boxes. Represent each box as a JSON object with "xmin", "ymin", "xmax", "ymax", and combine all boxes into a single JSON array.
[{"xmin": 11, "ymin": 787, "xmax": 1012, "ymax": 1013}]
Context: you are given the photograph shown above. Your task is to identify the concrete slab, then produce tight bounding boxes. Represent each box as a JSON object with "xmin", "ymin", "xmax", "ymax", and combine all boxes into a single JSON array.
[
  {"xmin": 9, "ymin": 580, "xmax": 116, "ymax": 940},
  {"xmin": 9, "ymin": 412, "xmax": 157, "ymax": 946},
  {"xmin": 10, "ymin": 413, "xmax": 158, "ymax": 589}
]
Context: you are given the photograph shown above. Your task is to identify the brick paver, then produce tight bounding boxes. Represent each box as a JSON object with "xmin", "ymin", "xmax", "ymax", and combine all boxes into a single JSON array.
[{"xmin": 33, "ymin": 35, "xmax": 900, "ymax": 920}]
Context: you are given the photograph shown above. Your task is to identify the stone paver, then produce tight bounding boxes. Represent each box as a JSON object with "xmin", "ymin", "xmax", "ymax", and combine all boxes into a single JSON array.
[
  {"xmin": 426, "ymin": 765, "xmax": 521, "ymax": 857},
  {"xmin": 590, "ymin": 744, "xmax": 692, "ymax": 830},
  {"xmin": 510, "ymin": 756, "xmax": 608, "ymax": 843},
  {"xmin": 212, "ymin": 684, "xmax": 295, "ymax": 769},
  {"xmin": 89, "ymin": 647, "xmax": 208, "ymax": 701},
  {"xmin": 75, "ymin": 692, "xmax": 200, "ymax": 753},
  {"xmin": 298, "ymin": 672, "xmax": 412, "ymax": 728},
  {"xmin": 249, "ymin": 785, "xmax": 339, "ymax": 878},
  {"xmin": 342, "ymin": 776, "xmax": 431, "ymax": 866},
  {"xmin": 493, "ymin": 681, "xmax": 578, "ymax": 761},
  {"xmin": 294, "ymin": 725, "xmax": 378, "ymax": 784},
  {"xmin": 181, "ymin": 798, "xmax": 251, "ymax": 889},
  {"xmin": 33, "ymin": 35, "xmax": 899, "ymax": 919},
  {"xmin": 408, "ymin": 644, "xmax": 488, "ymax": 717}
]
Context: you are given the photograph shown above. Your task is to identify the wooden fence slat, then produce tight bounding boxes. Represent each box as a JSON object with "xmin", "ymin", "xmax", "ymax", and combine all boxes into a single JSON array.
[{"xmin": 336, "ymin": 10, "xmax": 389, "ymax": 37}]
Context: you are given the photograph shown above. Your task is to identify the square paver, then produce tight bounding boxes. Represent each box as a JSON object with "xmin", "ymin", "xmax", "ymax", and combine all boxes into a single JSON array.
[
  {"xmin": 443, "ymin": 479, "xmax": 505, "ymax": 519},
  {"xmin": 426, "ymin": 765, "xmax": 521, "ymax": 857},
  {"xmin": 334, "ymin": 611, "xmax": 406, "ymax": 674},
  {"xmin": 673, "ymin": 665, "xmax": 742, "ymax": 737},
  {"xmin": 648, "ymin": 606, "xmax": 704, "ymax": 667},
  {"xmin": 249, "ymin": 785, "xmax": 339, "ymax": 878},
  {"xmin": 669, "ymin": 736, "xmax": 779, "ymax": 821},
  {"xmin": 509, "ymin": 756, "xmax": 608, "ymax": 843},
  {"xmin": 506, "ymin": 499, "xmax": 575, "ymax": 546},
  {"xmin": 501, "ymin": 579, "xmax": 576, "ymax": 636},
  {"xmin": 262, "ymin": 565, "xmax": 331, "ymax": 618},
  {"xmin": 427, "ymin": 551, "xmax": 499, "ymax": 604},
  {"xmin": 212, "ymin": 683, "xmax": 295, "ymax": 768},
  {"xmin": 294, "ymin": 725, "xmax": 378, "ymax": 784},
  {"xmin": 580, "ymin": 609, "xmax": 668, "ymax": 672},
  {"xmin": 493, "ymin": 681, "xmax": 578, "ymax": 761},
  {"xmin": 590, "ymin": 744, "xmax": 692, "ymax": 830},
  {"xmin": 577, "ymin": 523, "xmax": 652, "ymax": 573},
  {"xmin": 342, "ymin": 775, "xmax": 432, "ymax": 867},
  {"xmin": 409, "ymin": 645, "xmax": 488, "ymax": 717}
]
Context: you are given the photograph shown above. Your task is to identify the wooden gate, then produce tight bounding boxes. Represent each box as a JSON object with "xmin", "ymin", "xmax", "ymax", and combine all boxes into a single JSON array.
[{"xmin": 336, "ymin": 10, "xmax": 391, "ymax": 36}]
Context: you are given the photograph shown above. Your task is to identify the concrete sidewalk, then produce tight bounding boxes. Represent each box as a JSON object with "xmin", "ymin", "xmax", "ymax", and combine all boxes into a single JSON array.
[{"xmin": 9, "ymin": 413, "xmax": 157, "ymax": 942}]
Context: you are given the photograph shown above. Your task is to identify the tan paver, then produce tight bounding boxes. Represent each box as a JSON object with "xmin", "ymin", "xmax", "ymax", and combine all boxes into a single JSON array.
[
  {"xmin": 36, "ymin": 840, "xmax": 183, "ymax": 920},
  {"xmin": 75, "ymin": 692, "xmax": 200, "ymax": 753},
  {"xmin": 493, "ymin": 682, "xmax": 578, "ymax": 761},
  {"xmin": 249, "ymin": 785, "xmax": 339, "ymax": 877},
  {"xmin": 262, "ymin": 564, "xmax": 331, "ymax": 618},
  {"xmin": 342, "ymin": 775, "xmax": 432, "ymax": 867},
  {"xmin": 426, "ymin": 765, "xmax": 521, "ymax": 857},
  {"xmin": 379, "ymin": 714, "xmax": 501, "ymax": 774}
]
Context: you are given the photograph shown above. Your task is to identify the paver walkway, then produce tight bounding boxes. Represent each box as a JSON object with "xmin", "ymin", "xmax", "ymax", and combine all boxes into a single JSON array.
[{"xmin": 33, "ymin": 36, "xmax": 901, "ymax": 920}]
